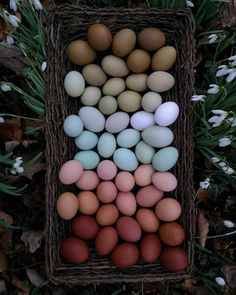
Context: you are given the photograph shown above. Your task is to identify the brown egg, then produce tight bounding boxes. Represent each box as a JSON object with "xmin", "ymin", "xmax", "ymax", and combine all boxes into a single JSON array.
[
  {"xmin": 140, "ymin": 234, "xmax": 162, "ymax": 263},
  {"xmin": 60, "ymin": 237, "xmax": 89, "ymax": 264},
  {"xmin": 138, "ymin": 28, "xmax": 166, "ymax": 51},
  {"xmin": 136, "ymin": 208, "xmax": 160, "ymax": 233},
  {"xmin": 66, "ymin": 40, "xmax": 96, "ymax": 65},
  {"xmin": 96, "ymin": 204, "xmax": 119, "ymax": 226},
  {"xmin": 136, "ymin": 185, "xmax": 163, "ymax": 207},
  {"xmin": 112, "ymin": 243, "xmax": 139, "ymax": 268},
  {"xmin": 155, "ymin": 198, "xmax": 181, "ymax": 222},
  {"xmin": 95, "ymin": 227, "xmax": 119, "ymax": 256},
  {"xmin": 160, "ymin": 247, "xmax": 189, "ymax": 272},
  {"xmin": 96, "ymin": 181, "xmax": 117, "ymax": 203},
  {"xmin": 127, "ymin": 49, "xmax": 151, "ymax": 73},
  {"xmin": 116, "ymin": 216, "xmax": 141, "ymax": 242},
  {"xmin": 88, "ymin": 23, "xmax": 112, "ymax": 51},
  {"xmin": 71, "ymin": 215, "xmax": 99, "ymax": 240},
  {"xmin": 159, "ymin": 222, "xmax": 185, "ymax": 246},
  {"xmin": 77, "ymin": 191, "xmax": 99, "ymax": 215},
  {"xmin": 151, "ymin": 46, "xmax": 177, "ymax": 71},
  {"xmin": 56, "ymin": 192, "xmax": 78, "ymax": 220},
  {"xmin": 134, "ymin": 164, "xmax": 155, "ymax": 187},
  {"xmin": 112, "ymin": 28, "xmax": 136, "ymax": 57}
]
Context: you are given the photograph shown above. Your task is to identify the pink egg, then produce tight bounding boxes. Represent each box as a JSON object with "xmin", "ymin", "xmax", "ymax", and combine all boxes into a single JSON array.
[
  {"xmin": 97, "ymin": 160, "xmax": 117, "ymax": 180},
  {"xmin": 97, "ymin": 181, "xmax": 118, "ymax": 203},
  {"xmin": 115, "ymin": 172, "xmax": 135, "ymax": 192},
  {"xmin": 59, "ymin": 160, "xmax": 83, "ymax": 184},
  {"xmin": 152, "ymin": 172, "xmax": 177, "ymax": 192},
  {"xmin": 134, "ymin": 164, "xmax": 154, "ymax": 186},
  {"xmin": 136, "ymin": 185, "xmax": 163, "ymax": 207},
  {"xmin": 116, "ymin": 192, "xmax": 137, "ymax": 216},
  {"xmin": 75, "ymin": 171, "xmax": 100, "ymax": 190}
]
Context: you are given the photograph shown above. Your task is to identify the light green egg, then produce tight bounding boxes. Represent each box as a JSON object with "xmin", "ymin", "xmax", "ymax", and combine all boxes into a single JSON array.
[
  {"xmin": 135, "ymin": 140, "xmax": 155, "ymax": 164},
  {"xmin": 113, "ymin": 148, "xmax": 138, "ymax": 171},
  {"xmin": 74, "ymin": 151, "xmax": 100, "ymax": 169},
  {"xmin": 98, "ymin": 96, "xmax": 117, "ymax": 115},
  {"xmin": 142, "ymin": 126, "xmax": 174, "ymax": 148},
  {"xmin": 75, "ymin": 131, "xmax": 98, "ymax": 150},
  {"xmin": 117, "ymin": 129, "xmax": 141, "ymax": 148},
  {"xmin": 97, "ymin": 132, "xmax": 116, "ymax": 158},
  {"xmin": 152, "ymin": 147, "xmax": 179, "ymax": 171}
]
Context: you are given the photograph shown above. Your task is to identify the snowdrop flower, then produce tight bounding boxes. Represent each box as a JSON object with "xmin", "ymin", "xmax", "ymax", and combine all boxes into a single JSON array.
[
  {"xmin": 41, "ymin": 61, "xmax": 47, "ymax": 72},
  {"xmin": 228, "ymin": 55, "xmax": 236, "ymax": 67},
  {"xmin": 0, "ymin": 117, "xmax": 4, "ymax": 123},
  {"xmin": 8, "ymin": 14, "xmax": 21, "ymax": 28},
  {"xmin": 191, "ymin": 95, "xmax": 206, "ymax": 102},
  {"xmin": 33, "ymin": 0, "xmax": 43, "ymax": 10},
  {"xmin": 218, "ymin": 161, "xmax": 226, "ymax": 167},
  {"xmin": 212, "ymin": 110, "xmax": 228, "ymax": 117},
  {"xmin": 6, "ymin": 35, "xmax": 14, "ymax": 45},
  {"xmin": 230, "ymin": 118, "xmax": 236, "ymax": 128},
  {"xmin": 208, "ymin": 34, "xmax": 218, "ymax": 44},
  {"xmin": 9, "ymin": 0, "xmax": 18, "ymax": 12},
  {"xmin": 226, "ymin": 68, "xmax": 236, "ymax": 83},
  {"xmin": 219, "ymin": 137, "xmax": 231, "ymax": 147},
  {"xmin": 199, "ymin": 178, "xmax": 210, "ymax": 189},
  {"xmin": 215, "ymin": 277, "xmax": 226, "ymax": 287},
  {"xmin": 223, "ymin": 220, "xmax": 235, "ymax": 228},
  {"xmin": 223, "ymin": 167, "xmax": 235, "ymax": 175},
  {"xmin": 216, "ymin": 65, "xmax": 230, "ymax": 77},
  {"xmin": 211, "ymin": 157, "xmax": 220, "ymax": 163},
  {"xmin": 207, "ymin": 84, "xmax": 219, "ymax": 94},
  {"xmin": 1, "ymin": 84, "xmax": 11, "ymax": 92},
  {"xmin": 11, "ymin": 157, "xmax": 24, "ymax": 174},
  {"xmin": 186, "ymin": 1, "xmax": 194, "ymax": 7},
  {"xmin": 209, "ymin": 110, "xmax": 228, "ymax": 127}
]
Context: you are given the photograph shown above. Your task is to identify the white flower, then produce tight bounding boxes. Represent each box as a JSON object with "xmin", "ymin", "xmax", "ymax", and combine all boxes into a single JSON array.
[
  {"xmin": 207, "ymin": 84, "xmax": 219, "ymax": 94},
  {"xmin": 218, "ymin": 161, "xmax": 226, "ymax": 167},
  {"xmin": 209, "ymin": 110, "xmax": 228, "ymax": 127},
  {"xmin": 200, "ymin": 178, "xmax": 210, "ymax": 189},
  {"xmin": 186, "ymin": 1, "xmax": 194, "ymax": 7},
  {"xmin": 41, "ymin": 61, "xmax": 47, "ymax": 72},
  {"xmin": 228, "ymin": 55, "xmax": 236, "ymax": 67},
  {"xmin": 223, "ymin": 167, "xmax": 234, "ymax": 175},
  {"xmin": 223, "ymin": 220, "xmax": 235, "ymax": 228},
  {"xmin": 0, "ymin": 117, "xmax": 5, "ymax": 123},
  {"xmin": 211, "ymin": 157, "xmax": 220, "ymax": 163},
  {"xmin": 212, "ymin": 110, "xmax": 228, "ymax": 116},
  {"xmin": 11, "ymin": 157, "xmax": 24, "ymax": 174},
  {"xmin": 216, "ymin": 65, "xmax": 230, "ymax": 77},
  {"xmin": 6, "ymin": 35, "xmax": 14, "ymax": 45},
  {"xmin": 208, "ymin": 34, "xmax": 218, "ymax": 44},
  {"xmin": 219, "ymin": 137, "xmax": 231, "ymax": 147},
  {"xmin": 230, "ymin": 118, "xmax": 236, "ymax": 128},
  {"xmin": 215, "ymin": 277, "xmax": 226, "ymax": 287},
  {"xmin": 16, "ymin": 166, "xmax": 24, "ymax": 173},
  {"xmin": 33, "ymin": 0, "xmax": 43, "ymax": 10},
  {"xmin": 8, "ymin": 14, "xmax": 21, "ymax": 28},
  {"xmin": 191, "ymin": 95, "xmax": 206, "ymax": 102},
  {"xmin": 9, "ymin": 0, "xmax": 18, "ymax": 12},
  {"xmin": 1, "ymin": 84, "xmax": 11, "ymax": 92},
  {"xmin": 226, "ymin": 68, "xmax": 236, "ymax": 83}
]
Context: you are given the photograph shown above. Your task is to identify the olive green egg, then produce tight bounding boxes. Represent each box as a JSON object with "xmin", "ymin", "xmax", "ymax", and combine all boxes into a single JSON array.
[
  {"xmin": 117, "ymin": 91, "xmax": 141, "ymax": 112},
  {"xmin": 98, "ymin": 96, "xmax": 118, "ymax": 115},
  {"xmin": 117, "ymin": 129, "xmax": 141, "ymax": 148},
  {"xmin": 135, "ymin": 140, "xmax": 155, "ymax": 164},
  {"xmin": 97, "ymin": 132, "xmax": 116, "ymax": 158},
  {"xmin": 152, "ymin": 147, "xmax": 179, "ymax": 171},
  {"xmin": 74, "ymin": 151, "xmax": 100, "ymax": 169}
]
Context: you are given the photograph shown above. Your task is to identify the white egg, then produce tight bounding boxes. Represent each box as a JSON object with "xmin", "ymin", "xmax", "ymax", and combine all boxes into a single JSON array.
[
  {"xmin": 154, "ymin": 102, "xmax": 179, "ymax": 126},
  {"xmin": 64, "ymin": 71, "xmax": 85, "ymax": 97},
  {"xmin": 79, "ymin": 106, "xmax": 105, "ymax": 132},
  {"xmin": 130, "ymin": 111, "xmax": 155, "ymax": 131}
]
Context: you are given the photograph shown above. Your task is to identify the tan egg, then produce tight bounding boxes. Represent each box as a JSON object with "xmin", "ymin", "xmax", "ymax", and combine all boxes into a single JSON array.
[
  {"xmin": 112, "ymin": 28, "xmax": 136, "ymax": 57},
  {"xmin": 147, "ymin": 71, "xmax": 175, "ymax": 92},
  {"xmin": 117, "ymin": 90, "xmax": 141, "ymax": 112},
  {"xmin": 152, "ymin": 46, "xmax": 177, "ymax": 71},
  {"xmin": 101, "ymin": 55, "xmax": 129, "ymax": 77},
  {"xmin": 82, "ymin": 64, "xmax": 107, "ymax": 86},
  {"xmin": 136, "ymin": 208, "xmax": 160, "ymax": 233},
  {"xmin": 102, "ymin": 78, "xmax": 126, "ymax": 96},
  {"xmin": 66, "ymin": 40, "xmax": 96, "ymax": 65},
  {"xmin": 127, "ymin": 49, "xmax": 151, "ymax": 73},
  {"xmin": 56, "ymin": 192, "xmax": 78, "ymax": 220},
  {"xmin": 77, "ymin": 191, "xmax": 99, "ymax": 215},
  {"xmin": 126, "ymin": 74, "xmax": 148, "ymax": 92},
  {"xmin": 88, "ymin": 23, "xmax": 112, "ymax": 51},
  {"xmin": 138, "ymin": 28, "xmax": 166, "ymax": 51},
  {"xmin": 96, "ymin": 204, "xmax": 119, "ymax": 226},
  {"xmin": 155, "ymin": 198, "xmax": 181, "ymax": 222}
]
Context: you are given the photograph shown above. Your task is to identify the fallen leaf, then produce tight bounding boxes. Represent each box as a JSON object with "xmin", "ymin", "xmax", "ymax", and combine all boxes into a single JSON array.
[
  {"xmin": 197, "ymin": 209, "xmax": 209, "ymax": 248},
  {"xmin": 197, "ymin": 188, "xmax": 212, "ymax": 204},
  {"xmin": 221, "ymin": 1, "xmax": 236, "ymax": 28},
  {"xmin": 0, "ymin": 280, "xmax": 7, "ymax": 293},
  {"xmin": 4, "ymin": 141, "xmax": 20, "ymax": 153},
  {"xmin": 0, "ymin": 118, "xmax": 23, "ymax": 143},
  {"xmin": 22, "ymin": 162, "xmax": 46, "ymax": 180},
  {"xmin": 222, "ymin": 265, "xmax": 236, "ymax": 288},
  {"xmin": 0, "ymin": 211, "xmax": 13, "ymax": 251},
  {"xmin": 10, "ymin": 276, "xmax": 30, "ymax": 294},
  {"xmin": 0, "ymin": 212, "xmax": 13, "ymax": 225},
  {"xmin": 0, "ymin": 251, "xmax": 8, "ymax": 272},
  {"xmin": 26, "ymin": 269, "xmax": 45, "ymax": 287},
  {"xmin": 20, "ymin": 230, "xmax": 43, "ymax": 253}
]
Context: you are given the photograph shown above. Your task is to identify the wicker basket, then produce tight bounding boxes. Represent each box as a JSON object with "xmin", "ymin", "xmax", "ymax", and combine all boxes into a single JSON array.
[{"xmin": 45, "ymin": 4, "xmax": 195, "ymax": 285}]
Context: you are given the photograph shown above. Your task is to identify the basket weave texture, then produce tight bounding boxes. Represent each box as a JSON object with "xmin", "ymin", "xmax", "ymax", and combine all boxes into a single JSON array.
[{"xmin": 45, "ymin": 4, "xmax": 195, "ymax": 285}]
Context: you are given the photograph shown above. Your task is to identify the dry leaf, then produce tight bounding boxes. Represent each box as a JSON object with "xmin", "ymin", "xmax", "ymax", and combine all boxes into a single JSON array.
[
  {"xmin": 197, "ymin": 209, "xmax": 209, "ymax": 248},
  {"xmin": 0, "ymin": 251, "xmax": 8, "ymax": 272},
  {"xmin": 0, "ymin": 280, "xmax": 7, "ymax": 293},
  {"xmin": 221, "ymin": 1, "xmax": 236, "ymax": 28},
  {"xmin": 0, "ymin": 118, "xmax": 23, "ymax": 143},
  {"xmin": 20, "ymin": 230, "xmax": 43, "ymax": 253},
  {"xmin": 222, "ymin": 265, "xmax": 236, "ymax": 288},
  {"xmin": 0, "ymin": 211, "xmax": 13, "ymax": 251},
  {"xmin": 10, "ymin": 276, "xmax": 30, "ymax": 294},
  {"xmin": 26, "ymin": 269, "xmax": 45, "ymax": 287},
  {"xmin": 0, "ymin": 212, "xmax": 13, "ymax": 225},
  {"xmin": 4, "ymin": 141, "xmax": 21, "ymax": 153},
  {"xmin": 197, "ymin": 188, "xmax": 212, "ymax": 204},
  {"xmin": 22, "ymin": 162, "xmax": 46, "ymax": 180}
]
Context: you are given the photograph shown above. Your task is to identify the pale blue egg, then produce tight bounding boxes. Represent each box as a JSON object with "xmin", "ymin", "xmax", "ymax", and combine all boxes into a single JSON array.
[
  {"xmin": 113, "ymin": 148, "xmax": 138, "ymax": 171},
  {"xmin": 97, "ymin": 133, "xmax": 116, "ymax": 158},
  {"xmin": 74, "ymin": 151, "xmax": 100, "ymax": 169},
  {"xmin": 117, "ymin": 129, "xmax": 141, "ymax": 148},
  {"xmin": 135, "ymin": 140, "xmax": 155, "ymax": 164},
  {"xmin": 152, "ymin": 147, "xmax": 179, "ymax": 171},
  {"xmin": 142, "ymin": 126, "xmax": 174, "ymax": 148},
  {"xmin": 75, "ymin": 131, "xmax": 98, "ymax": 150},
  {"xmin": 63, "ymin": 115, "xmax": 83, "ymax": 137}
]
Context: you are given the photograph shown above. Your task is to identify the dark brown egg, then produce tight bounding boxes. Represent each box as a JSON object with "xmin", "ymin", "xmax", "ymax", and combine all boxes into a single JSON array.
[
  {"xmin": 88, "ymin": 23, "xmax": 112, "ymax": 51},
  {"xmin": 60, "ymin": 237, "xmax": 89, "ymax": 264},
  {"xmin": 66, "ymin": 40, "xmax": 96, "ymax": 65},
  {"xmin": 95, "ymin": 226, "xmax": 118, "ymax": 256},
  {"xmin": 116, "ymin": 216, "xmax": 141, "ymax": 242},
  {"xmin": 159, "ymin": 222, "xmax": 185, "ymax": 246},
  {"xmin": 140, "ymin": 234, "xmax": 162, "ymax": 263},
  {"xmin": 112, "ymin": 243, "xmax": 139, "ymax": 268},
  {"xmin": 138, "ymin": 28, "xmax": 166, "ymax": 51},
  {"xmin": 71, "ymin": 215, "xmax": 99, "ymax": 240},
  {"xmin": 160, "ymin": 247, "xmax": 188, "ymax": 272}
]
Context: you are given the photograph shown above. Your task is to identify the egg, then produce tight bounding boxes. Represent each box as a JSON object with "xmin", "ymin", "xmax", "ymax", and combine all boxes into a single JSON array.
[
  {"xmin": 117, "ymin": 91, "xmax": 141, "ymax": 112},
  {"xmin": 134, "ymin": 164, "xmax": 155, "ymax": 186},
  {"xmin": 112, "ymin": 28, "xmax": 136, "ymax": 57},
  {"xmin": 75, "ymin": 171, "xmax": 100, "ymax": 190},
  {"xmin": 96, "ymin": 181, "xmax": 117, "ymax": 203},
  {"xmin": 159, "ymin": 222, "xmax": 185, "ymax": 246},
  {"xmin": 98, "ymin": 96, "xmax": 118, "ymax": 115},
  {"xmin": 155, "ymin": 198, "xmax": 181, "ymax": 222},
  {"xmin": 63, "ymin": 115, "xmax": 84, "ymax": 137},
  {"xmin": 116, "ymin": 216, "xmax": 141, "ymax": 242},
  {"xmin": 140, "ymin": 235, "xmax": 162, "ymax": 263},
  {"xmin": 71, "ymin": 215, "xmax": 99, "ymax": 240},
  {"xmin": 117, "ymin": 129, "xmax": 141, "ymax": 148},
  {"xmin": 136, "ymin": 185, "xmax": 163, "ymax": 207},
  {"xmin": 152, "ymin": 46, "xmax": 177, "ymax": 71},
  {"xmin": 141, "ymin": 125, "xmax": 174, "ymax": 148},
  {"xmin": 64, "ymin": 71, "xmax": 85, "ymax": 97},
  {"xmin": 102, "ymin": 78, "xmax": 126, "ymax": 96},
  {"xmin": 82, "ymin": 64, "xmax": 107, "ymax": 86},
  {"xmin": 135, "ymin": 141, "xmax": 155, "ymax": 164},
  {"xmin": 77, "ymin": 191, "xmax": 99, "ymax": 215},
  {"xmin": 59, "ymin": 160, "xmax": 83, "ymax": 185},
  {"xmin": 152, "ymin": 172, "xmax": 177, "ymax": 192},
  {"xmin": 105, "ymin": 112, "xmax": 130, "ymax": 133},
  {"xmin": 75, "ymin": 131, "xmax": 98, "ymax": 150},
  {"xmin": 147, "ymin": 71, "xmax": 175, "ymax": 92},
  {"xmin": 96, "ymin": 204, "xmax": 119, "ymax": 226},
  {"xmin": 88, "ymin": 23, "xmax": 112, "ymax": 51},
  {"xmin": 97, "ymin": 132, "xmax": 116, "ymax": 158},
  {"xmin": 101, "ymin": 55, "xmax": 129, "ymax": 77},
  {"xmin": 112, "ymin": 243, "xmax": 139, "ymax": 268},
  {"xmin": 79, "ymin": 106, "xmax": 105, "ymax": 132},
  {"xmin": 60, "ymin": 237, "xmax": 89, "ymax": 264},
  {"xmin": 116, "ymin": 192, "xmax": 137, "ymax": 216},
  {"xmin": 74, "ymin": 151, "xmax": 100, "ymax": 169},
  {"xmin": 160, "ymin": 247, "xmax": 189, "ymax": 272},
  {"xmin": 80, "ymin": 86, "xmax": 102, "ymax": 106},
  {"xmin": 97, "ymin": 160, "xmax": 117, "ymax": 180},
  {"xmin": 127, "ymin": 49, "xmax": 151, "ymax": 73},
  {"xmin": 126, "ymin": 74, "xmax": 148, "ymax": 92},
  {"xmin": 130, "ymin": 111, "xmax": 155, "ymax": 131},
  {"xmin": 95, "ymin": 227, "xmax": 119, "ymax": 256},
  {"xmin": 113, "ymin": 148, "xmax": 138, "ymax": 171},
  {"xmin": 152, "ymin": 147, "xmax": 179, "ymax": 171},
  {"xmin": 154, "ymin": 102, "xmax": 180, "ymax": 126},
  {"xmin": 141, "ymin": 92, "xmax": 162, "ymax": 112},
  {"xmin": 138, "ymin": 28, "xmax": 166, "ymax": 51},
  {"xmin": 56, "ymin": 192, "xmax": 78, "ymax": 220},
  {"xmin": 136, "ymin": 208, "xmax": 160, "ymax": 233},
  {"xmin": 115, "ymin": 171, "xmax": 135, "ymax": 192},
  {"xmin": 66, "ymin": 40, "xmax": 96, "ymax": 65}
]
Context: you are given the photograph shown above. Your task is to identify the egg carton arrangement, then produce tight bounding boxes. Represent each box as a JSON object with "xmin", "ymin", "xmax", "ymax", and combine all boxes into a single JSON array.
[{"xmin": 46, "ymin": 6, "xmax": 195, "ymax": 284}]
